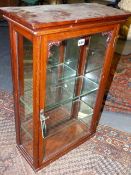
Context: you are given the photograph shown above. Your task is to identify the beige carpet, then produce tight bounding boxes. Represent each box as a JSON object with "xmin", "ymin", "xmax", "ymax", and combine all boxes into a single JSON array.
[{"xmin": 0, "ymin": 91, "xmax": 131, "ymax": 175}]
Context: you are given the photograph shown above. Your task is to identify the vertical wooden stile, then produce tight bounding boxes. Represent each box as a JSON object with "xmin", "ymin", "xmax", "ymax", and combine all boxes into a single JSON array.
[
  {"xmin": 32, "ymin": 36, "xmax": 42, "ymax": 169},
  {"xmin": 9, "ymin": 23, "xmax": 21, "ymax": 145}
]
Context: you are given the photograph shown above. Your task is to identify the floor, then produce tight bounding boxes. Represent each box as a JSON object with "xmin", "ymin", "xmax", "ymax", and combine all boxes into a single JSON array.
[{"xmin": 0, "ymin": 21, "xmax": 131, "ymax": 133}]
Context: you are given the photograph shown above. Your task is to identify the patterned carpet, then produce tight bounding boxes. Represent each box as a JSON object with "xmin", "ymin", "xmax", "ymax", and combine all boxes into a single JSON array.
[
  {"xmin": 0, "ymin": 91, "xmax": 131, "ymax": 175},
  {"xmin": 104, "ymin": 53, "xmax": 131, "ymax": 114}
]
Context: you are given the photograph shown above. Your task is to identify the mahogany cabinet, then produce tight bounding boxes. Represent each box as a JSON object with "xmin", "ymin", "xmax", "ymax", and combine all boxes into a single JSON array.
[{"xmin": 0, "ymin": 3, "xmax": 130, "ymax": 171}]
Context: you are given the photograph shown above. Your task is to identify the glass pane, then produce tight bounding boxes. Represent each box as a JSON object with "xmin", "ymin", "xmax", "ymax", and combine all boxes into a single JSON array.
[
  {"xmin": 18, "ymin": 36, "xmax": 33, "ymax": 157},
  {"xmin": 48, "ymin": 41, "xmax": 60, "ymax": 66},
  {"xmin": 44, "ymin": 99, "xmax": 92, "ymax": 158},
  {"xmin": 45, "ymin": 77, "xmax": 75, "ymax": 110},
  {"xmin": 47, "ymin": 63, "xmax": 76, "ymax": 86},
  {"xmin": 42, "ymin": 32, "xmax": 110, "ymax": 160},
  {"xmin": 65, "ymin": 38, "xmax": 80, "ymax": 70},
  {"xmin": 81, "ymin": 90, "xmax": 98, "ymax": 108},
  {"xmin": 85, "ymin": 69, "xmax": 101, "ymax": 84},
  {"xmin": 86, "ymin": 33, "xmax": 108, "ymax": 73},
  {"xmin": 82, "ymin": 32, "xmax": 109, "ymax": 107}
]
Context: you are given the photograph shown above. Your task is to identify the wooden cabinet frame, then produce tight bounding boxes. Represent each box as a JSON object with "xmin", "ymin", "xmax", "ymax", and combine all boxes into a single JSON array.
[
  {"xmin": 9, "ymin": 22, "xmax": 119, "ymax": 170},
  {"xmin": 0, "ymin": 4, "xmax": 130, "ymax": 171}
]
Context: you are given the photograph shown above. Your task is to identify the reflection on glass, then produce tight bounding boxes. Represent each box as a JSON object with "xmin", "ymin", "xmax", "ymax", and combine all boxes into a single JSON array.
[{"xmin": 65, "ymin": 38, "xmax": 80, "ymax": 70}]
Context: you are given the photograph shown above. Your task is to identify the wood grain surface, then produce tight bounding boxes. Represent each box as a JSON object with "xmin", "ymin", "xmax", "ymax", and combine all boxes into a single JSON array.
[{"xmin": 0, "ymin": 3, "xmax": 130, "ymax": 29}]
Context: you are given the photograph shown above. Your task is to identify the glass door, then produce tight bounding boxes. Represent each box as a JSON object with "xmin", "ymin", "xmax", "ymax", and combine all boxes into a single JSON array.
[{"xmin": 41, "ymin": 32, "xmax": 111, "ymax": 160}]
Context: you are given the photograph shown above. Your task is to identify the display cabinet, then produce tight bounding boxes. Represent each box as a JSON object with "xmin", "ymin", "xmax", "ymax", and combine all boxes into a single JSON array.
[{"xmin": 0, "ymin": 3, "xmax": 130, "ymax": 171}]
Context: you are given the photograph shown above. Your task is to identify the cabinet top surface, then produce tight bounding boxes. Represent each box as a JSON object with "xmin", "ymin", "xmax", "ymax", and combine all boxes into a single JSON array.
[{"xmin": 0, "ymin": 3, "xmax": 130, "ymax": 30}]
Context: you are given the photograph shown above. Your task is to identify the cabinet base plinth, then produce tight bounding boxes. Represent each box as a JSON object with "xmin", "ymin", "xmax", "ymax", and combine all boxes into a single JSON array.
[{"xmin": 16, "ymin": 131, "xmax": 94, "ymax": 171}]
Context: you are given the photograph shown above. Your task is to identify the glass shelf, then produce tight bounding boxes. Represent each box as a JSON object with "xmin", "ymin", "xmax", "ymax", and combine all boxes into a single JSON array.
[
  {"xmin": 81, "ymin": 90, "xmax": 98, "ymax": 108},
  {"xmin": 85, "ymin": 68, "xmax": 102, "ymax": 84},
  {"xmin": 47, "ymin": 63, "xmax": 76, "ymax": 85},
  {"xmin": 45, "ymin": 78, "xmax": 75, "ymax": 110},
  {"xmin": 23, "ymin": 63, "xmax": 76, "ymax": 92},
  {"xmin": 77, "ymin": 100, "xmax": 93, "ymax": 120},
  {"xmin": 20, "ymin": 77, "xmax": 75, "ymax": 113},
  {"xmin": 20, "ymin": 76, "xmax": 98, "ymax": 113},
  {"xmin": 65, "ymin": 58, "xmax": 78, "ymax": 71},
  {"xmin": 80, "ymin": 76, "xmax": 98, "ymax": 96}
]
